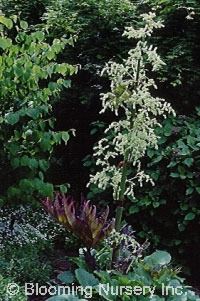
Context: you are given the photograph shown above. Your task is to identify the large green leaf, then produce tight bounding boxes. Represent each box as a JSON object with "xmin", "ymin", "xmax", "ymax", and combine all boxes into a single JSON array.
[
  {"xmin": 47, "ymin": 296, "xmax": 87, "ymax": 301},
  {"xmin": 26, "ymin": 108, "xmax": 40, "ymax": 119},
  {"xmin": 60, "ymin": 184, "xmax": 68, "ymax": 193},
  {"xmin": 48, "ymin": 82, "xmax": 58, "ymax": 91},
  {"xmin": 184, "ymin": 213, "xmax": 195, "ymax": 221},
  {"xmin": 62, "ymin": 132, "xmax": 70, "ymax": 144},
  {"xmin": 20, "ymin": 155, "xmax": 29, "ymax": 166},
  {"xmin": 39, "ymin": 182, "xmax": 54, "ymax": 198},
  {"xmin": 39, "ymin": 160, "xmax": 50, "ymax": 172},
  {"xmin": 8, "ymin": 143, "xmax": 20, "ymax": 156},
  {"xmin": 183, "ymin": 158, "xmax": 194, "ymax": 167},
  {"xmin": 0, "ymin": 16, "xmax": 13, "ymax": 29},
  {"xmin": 57, "ymin": 271, "xmax": 75, "ymax": 284},
  {"xmin": 95, "ymin": 284, "xmax": 116, "ymax": 301},
  {"xmin": 75, "ymin": 268, "xmax": 99, "ymax": 288},
  {"xmin": 56, "ymin": 64, "xmax": 68, "ymax": 75},
  {"xmin": 144, "ymin": 251, "xmax": 171, "ymax": 266},
  {"xmin": 20, "ymin": 21, "xmax": 28, "ymax": 30},
  {"xmin": 32, "ymin": 178, "xmax": 43, "ymax": 190},
  {"xmin": 28, "ymin": 158, "xmax": 38, "ymax": 169},
  {"xmin": 6, "ymin": 112, "xmax": 19, "ymax": 125},
  {"xmin": 11, "ymin": 158, "xmax": 20, "ymax": 168},
  {"xmin": 46, "ymin": 49, "xmax": 55, "ymax": 60},
  {"xmin": 19, "ymin": 179, "xmax": 33, "ymax": 191},
  {"xmin": 186, "ymin": 187, "xmax": 194, "ymax": 195},
  {"xmin": 35, "ymin": 31, "xmax": 44, "ymax": 41},
  {"xmin": 40, "ymin": 138, "xmax": 51, "ymax": 151}
]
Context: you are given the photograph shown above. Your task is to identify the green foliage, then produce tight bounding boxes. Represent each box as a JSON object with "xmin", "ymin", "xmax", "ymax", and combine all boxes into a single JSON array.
[
  {"xmin": 41, "ymin": 0, "xmax": 200, "ymax": 114},
  {"xmin": 0, "ymin": 16, "xmax": 77, "ymax": 205},
  {"xmin": 0, "ymin": 274, "xmax": 27, "ymax": 301},
  {"xmin": 75, "ymin": 268, "xmax": 99, "ymax": 287},
  {"xmin": 47, "ymin": 295, "xmax": 87, "ymax": 301},
  {"xmin": 86, "ymin": 110, "xmax": 200, "ymax": 275},
  {"xmin": 144, "ymin": 250, "xmax": 171, "ymax": 266},
  {"xmin": 122, "ymin": 109, "xmax": 200, "ymax": 268},
  {"xmin": 35, "ymin": 0, "xmax": 200, "ymax": 197},
  {"xmin": 138, "ymin": 0, "xmax": 200, "ymax": 112},
  {"xmin": 85, "ymin": 112, "xmax": 200, "ymax": 278},
  {"xmin": 47, "ymin": 249, "xmax": 198, "ymax": 301},
  {"xmin": 0, "ymin": 0, "xmax": 49, "ymax": 25},
  {"xmin": 42, "ymin": 0, "xmax": 137, "ymax": 42},
  {"xmin": 0, "ymin": 243, "xmax": 52, "ymax": 285},
  {"xmin": 39, "ymin": 0, "xmax": 138, "ymax": 113},
  {"xmin": 57, "ymin": 271, "xmax": 75, "ymax": 284}
]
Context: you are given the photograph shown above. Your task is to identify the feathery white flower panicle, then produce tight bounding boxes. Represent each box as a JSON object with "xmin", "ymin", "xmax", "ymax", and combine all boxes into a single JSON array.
[
  {"xmin": 88, "ymin": 12, "xmax": 175, "ymax": 200},
  {"xmin": 123, "ymin": 12, "xmax": 164, "ymax": 40}
]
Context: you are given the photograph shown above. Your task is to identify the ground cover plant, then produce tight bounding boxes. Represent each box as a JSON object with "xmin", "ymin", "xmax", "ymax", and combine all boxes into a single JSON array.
[{"xmin": 0, "ymin": 1, "xmax": 200, "ymax": 300}]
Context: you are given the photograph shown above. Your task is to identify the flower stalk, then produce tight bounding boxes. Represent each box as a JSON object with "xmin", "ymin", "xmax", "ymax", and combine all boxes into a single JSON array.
[{"xmin": 88, "ymin": 12, "xmax": 175, "ymax": 265}]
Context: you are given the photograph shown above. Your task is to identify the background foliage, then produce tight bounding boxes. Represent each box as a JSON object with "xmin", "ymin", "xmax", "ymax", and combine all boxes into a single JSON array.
[
  {"xmin": 142, "ymin": 0, "xmax": 200, "ymax": 112},
  {"xmin": 126, "ymin": 110, "xmax": 200, "ymax": 279}
]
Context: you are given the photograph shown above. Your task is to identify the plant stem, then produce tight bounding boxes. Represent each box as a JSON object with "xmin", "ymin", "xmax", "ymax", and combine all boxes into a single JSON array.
[
  {"xmin": 115, "ymin": 206, "xmax": 123, "ymax": 232},
  {"xmin": 118, "ymin": 163, "xmax": 128, "ymax": 203},
  {"xmin": 116, "ymin": 162, "xmax": 128, "ymax": 229},
  {"xmin": 135, "ymin": 58, "xmax": 141, "ymax": 84},
  {"xmin": 112, "ymin": 163, "xmax": 128, "ymax": 263},
  {"xmin": 112, "ymin": 56, "xmax": 141, "ymax": 266}
]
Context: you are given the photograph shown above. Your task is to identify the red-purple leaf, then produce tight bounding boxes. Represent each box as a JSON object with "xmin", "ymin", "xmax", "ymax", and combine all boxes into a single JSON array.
[{"xmin": 40, "ymin": 193, "xmax": 115, "ymax": 248}]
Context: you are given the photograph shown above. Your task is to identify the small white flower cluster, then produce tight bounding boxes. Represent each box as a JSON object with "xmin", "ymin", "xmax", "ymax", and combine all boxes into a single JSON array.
[
  {"xmin": 105, "ymin": 229, "xmax": 140, "ymax": 254},
  {"xmin": 0, "ymin": 205, "xmax": 66, "ymax": 250},
  {"xmin": 88, "ymin": 12, "xmax": 175, "ymax": 200},
  {"xmin": 176, "ymin": 6, "xmax": 195, "ymax": 20},
  {"xmin": 123, "ymin": 12, "xmax": 164, "ymax": 39}
]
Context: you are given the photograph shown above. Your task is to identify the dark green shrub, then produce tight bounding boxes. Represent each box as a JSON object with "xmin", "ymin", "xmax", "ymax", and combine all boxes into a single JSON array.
[
  {"xmin": 34, "ymin": 0, "xmax": 140, "ymax": 192},
  {"xmin": 137, "ymin": 0, "xmax": 200, "ymax": 113},
  {"xmin": 85, "ymin": 109, "xmax": 200, "ymax": 281},
  {"xmin": 0, "ymin": 0, "xmax": 49, "ymax": 25},
  {"xmin": 123, "ymin": 109, "xmax": 200, "ymax": 278},
  {"xmin": 0, "ymin": 15, "xmax": 76, "ymax": 206}
]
